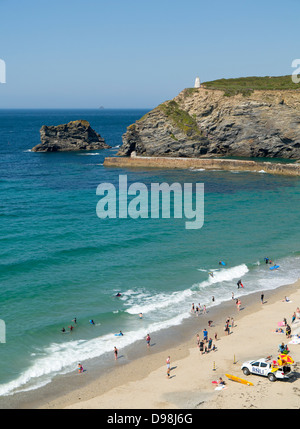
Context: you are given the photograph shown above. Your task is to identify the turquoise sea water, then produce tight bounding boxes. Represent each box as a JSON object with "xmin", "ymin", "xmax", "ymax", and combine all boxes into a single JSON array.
[{"xmin": 0, "ymin": 109, "xmax": 300, "ymax": 395}]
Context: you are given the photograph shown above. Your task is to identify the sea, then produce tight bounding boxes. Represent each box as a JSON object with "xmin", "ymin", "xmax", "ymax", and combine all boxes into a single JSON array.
[{"xmin": 0, "ymin": 108, "xmax": 299, "ymax": 397}]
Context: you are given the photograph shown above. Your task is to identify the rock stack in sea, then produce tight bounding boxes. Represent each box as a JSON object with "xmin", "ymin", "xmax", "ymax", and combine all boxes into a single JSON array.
[{"xmin": 32, "ymin": 120, "xmax": 111, "ymax": 152}]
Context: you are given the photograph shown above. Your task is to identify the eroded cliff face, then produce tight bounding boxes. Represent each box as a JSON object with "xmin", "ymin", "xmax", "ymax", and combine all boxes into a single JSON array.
[{"xmin": 118, "ymin": 88, "xmax": 300, "ymax": 159}]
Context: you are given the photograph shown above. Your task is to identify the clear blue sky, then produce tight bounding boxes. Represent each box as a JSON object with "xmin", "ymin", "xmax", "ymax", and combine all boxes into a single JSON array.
[{"xmin": 0, "ymin": 0, "xmax": 299, "ymax": 108}]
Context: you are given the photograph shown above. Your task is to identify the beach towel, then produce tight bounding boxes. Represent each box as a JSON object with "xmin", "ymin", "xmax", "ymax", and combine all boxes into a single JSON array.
[{"xmin": 288, "ymin": 337, "xmax": 300, "ymax": 344}]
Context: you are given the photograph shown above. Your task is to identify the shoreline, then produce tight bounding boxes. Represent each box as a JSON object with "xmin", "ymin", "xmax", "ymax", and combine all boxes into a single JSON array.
[
  {"xmin": 2, "ymin": 278, "xmax": 299, "ymax": 409},
  {"xmin": 103, "ymin": 156, "xmax": 300, "ymax": 176}
]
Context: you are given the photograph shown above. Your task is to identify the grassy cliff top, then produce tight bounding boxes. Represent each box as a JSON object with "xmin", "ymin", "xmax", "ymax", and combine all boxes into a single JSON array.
[{"xmin": 201, "ymin": 75, "xmax": 300, "ymax": 96}]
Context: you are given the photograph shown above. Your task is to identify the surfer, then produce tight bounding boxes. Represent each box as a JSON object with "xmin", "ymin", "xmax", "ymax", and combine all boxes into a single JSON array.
[
  {"xmin": 89, "ymin": 319, "xmax": 95, "ymax": 325},
  {"xmin": 61, "ymin": 327, "xmax": 66, "ymax": 333},
  {"xmin": 119, "ymin": 331, "xmax": 123, "ymax": 336},
  {"xmin": 237, "ymin": 279, "xmax": 243, "ymax": 289},
  {"xmin": 116, "ymin": 292, "xmax": 122, "ymax": 297},
  {"xmin": 209, "ymin": 272, "xmax": 214, "ymax": 278}
]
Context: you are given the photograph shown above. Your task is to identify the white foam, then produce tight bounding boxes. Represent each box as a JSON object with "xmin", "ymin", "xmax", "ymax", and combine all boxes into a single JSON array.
[
  {"xmin": 77, "ymin": 153, "xmax": 100, "ymax": 156},
  {"xmin": 124, "ymin": 288, "xmax": 193, "ymax": 315},
  {"xmin": 197, "ymin": 264, "xmax": 249, "ymax": 288}
]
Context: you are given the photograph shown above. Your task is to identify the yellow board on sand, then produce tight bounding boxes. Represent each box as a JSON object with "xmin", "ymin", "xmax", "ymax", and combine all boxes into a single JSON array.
[{"xmin": 225, "ymin": 373, "xmax": 254, "ymax": 386}]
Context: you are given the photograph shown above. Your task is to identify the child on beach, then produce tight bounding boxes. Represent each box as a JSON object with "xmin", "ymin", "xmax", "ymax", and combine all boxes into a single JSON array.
[
  {"xmin": 78, "ymin": 363, "xmax": 83, "ymax": 373},
  {"xmin": 146, "ymin": 334, "xmax": 151, "ymax": 348}
]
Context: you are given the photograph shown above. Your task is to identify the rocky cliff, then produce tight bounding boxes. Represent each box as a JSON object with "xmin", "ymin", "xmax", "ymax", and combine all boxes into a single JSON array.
[
  {"xmin": 118, "ymin": 79, "xmax": 300, "ymax": 159},
  {"xmin": 32, "ymin": 120, "xmax": 111, "ymax": 152}
]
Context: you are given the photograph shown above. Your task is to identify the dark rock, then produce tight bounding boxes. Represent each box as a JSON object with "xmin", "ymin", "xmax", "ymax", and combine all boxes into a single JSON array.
[{"xmin": 32, "ymin": 120, "xmax": 111, "ymax": 152}]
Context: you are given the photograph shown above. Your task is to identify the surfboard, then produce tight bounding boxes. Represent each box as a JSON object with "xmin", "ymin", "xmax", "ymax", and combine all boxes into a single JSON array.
[
  {"xmin": 115, "ymin": 333, "xmax": 123, "ymax": 336},
  {"xmin": 220, "ymin": 261, "xmax": 226, "ymax": 266},
  {"xmin": 225, "ymin": 373, "xmax": 254, "ymax": 386},
  {"xmin": 270, "ymin": 265, "xmax": 280, "ymax": 270}
]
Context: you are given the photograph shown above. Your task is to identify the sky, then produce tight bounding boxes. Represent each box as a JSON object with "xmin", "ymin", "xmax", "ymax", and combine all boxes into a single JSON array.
[{"xmin": 0, "ymin": 0, "xmax": 299, "ymax": 108}]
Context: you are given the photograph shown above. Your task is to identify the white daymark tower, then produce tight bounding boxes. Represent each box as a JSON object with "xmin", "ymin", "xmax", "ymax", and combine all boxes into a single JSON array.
[{"xmin": 194, "ymin": 76, "xmax": 201, "ymax": 88}]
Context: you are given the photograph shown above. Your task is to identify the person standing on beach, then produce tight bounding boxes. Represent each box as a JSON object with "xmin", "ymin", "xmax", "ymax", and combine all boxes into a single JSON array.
[
  {"xmin": 208, "ymin": 337, "xmax": 212, "ymax": 351},
  {"xmin": 114, "ymin": 346, "xmax": 118, "ymax": 360},
  {"xmin": 166, "ymin": 356, "xmax": 170, "ymax": 378},
  {"xmin": 146, "ymin": 334, "xmax": 151, "ymax": 348},
  {"xmin": 261, "ymin": 293, "xmax": 264, "ymax": 304},
  {"xmin": 203, "ymin": 328, "xmax": 208, "ymax": 342}
]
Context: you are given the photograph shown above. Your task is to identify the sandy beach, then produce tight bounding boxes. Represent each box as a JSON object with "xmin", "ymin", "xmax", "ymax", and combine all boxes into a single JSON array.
[{"xmin": 33, "ymin": 279, "xmax": 300, "ymax": 410}]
